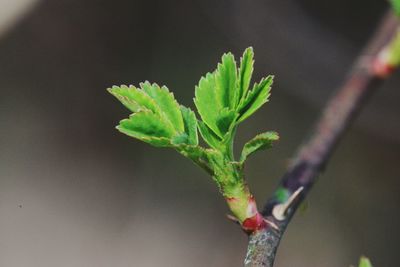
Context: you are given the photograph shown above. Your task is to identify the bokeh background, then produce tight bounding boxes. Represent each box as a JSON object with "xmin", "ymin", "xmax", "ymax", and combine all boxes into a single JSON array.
[{"xmin": 0, "ymin": 0, "xmax": 399, "ymax": 266}]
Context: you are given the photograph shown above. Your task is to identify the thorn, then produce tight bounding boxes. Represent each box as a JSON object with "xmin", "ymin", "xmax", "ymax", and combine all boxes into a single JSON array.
[
  {"xmin": 272, "ymin": 186, "xmax": 304, "ymax": 221},
  {"xmin": 264, "ymin": 219, "xmax": 279, "ymax": 230},
  {"xmin": 226, "ymin": 214, "xmax": 240, "ymax": 225}
]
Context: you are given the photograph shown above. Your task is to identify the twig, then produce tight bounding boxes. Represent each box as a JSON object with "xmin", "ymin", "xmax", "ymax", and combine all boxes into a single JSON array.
[{"xmin": 244, "ymin": 9, "xmax": 400, "ymax": 267}]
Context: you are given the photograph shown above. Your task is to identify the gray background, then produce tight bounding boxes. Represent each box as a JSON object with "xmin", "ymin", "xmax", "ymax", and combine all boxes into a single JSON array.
[{"xmin": 0, "ymin": 0, "xmax": 399, "ymax": 266}]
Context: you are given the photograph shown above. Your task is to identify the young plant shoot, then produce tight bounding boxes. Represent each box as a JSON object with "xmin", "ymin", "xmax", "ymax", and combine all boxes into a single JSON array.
[{"xmin": 108, "ymin": 47, "xmax": 279, "ymax": 233}]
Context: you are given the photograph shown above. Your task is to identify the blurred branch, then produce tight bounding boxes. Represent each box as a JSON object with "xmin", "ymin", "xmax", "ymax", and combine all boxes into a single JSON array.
[{"xmin": 244, "ymin": 9, "xmax": 400, "ymax": 267}]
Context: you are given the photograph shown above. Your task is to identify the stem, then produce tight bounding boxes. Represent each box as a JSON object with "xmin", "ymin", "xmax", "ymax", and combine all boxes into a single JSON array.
[
  {"xmin": 244, "ymin": 10, "xmax": 399, "ymax": 267},
  {"xmin": 225, "ymin": 181, "xmax": 265, "ymax": 232}
]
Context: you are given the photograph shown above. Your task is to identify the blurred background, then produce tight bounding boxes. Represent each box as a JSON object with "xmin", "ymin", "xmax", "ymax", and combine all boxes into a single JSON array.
[{"xmin": 0, "ymin": 0, "xmax": 399, "ymax": 266}]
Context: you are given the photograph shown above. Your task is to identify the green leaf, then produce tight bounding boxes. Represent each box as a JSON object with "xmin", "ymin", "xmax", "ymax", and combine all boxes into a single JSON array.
[
  {"xmin": 391, "ymin": 0, "xmax": 400, "ymax": 16},
  {"xmin": 358, "ymin": 256, "xmax": 373, "ymax": 267},
  {"xmin": 237, "ymin": 75, "xmax": 274, "ymax": 123},
  {"xmin": 117, "ymin": 111, "xmax": 175, "ymax": 147},
  {"xmin": 108, "ymin": 85, "xmax": 160, "ymax": 114},
  {"xmin": 109, "ymin": 83, "xmax": 203, "ymax": 148},
  {"xmin": 215, "ymin": 53, "xmax": 237, "ymax": 109},
  {"xmin": 171, "ymin": 133, "xmax": 189, "ymax": 145},
  {"xmin": 216, "ymin": 108, "xmax": 237, "ymax": 136},
  {"xmin": 194, "ymin": 53, "xmax": 238, "ymax": 139},
  {"xmin": 198, "ymin": 121, "xmax": 221, "ymax": 149},
  {"xmin": 180, "ymin": 106, "xmax": 198, "ymax": 146},
  {"xmin": 109, "ymin": 48, "xmax": 282, "ymax": 229},
  {"xmin": 140, "ymin": 81, "xmax": 184, "ymax": 133},
  {"xmin": 194, "ymin": 72, "xmax": 223, "ymax": 137},
  {"xmin": 237, "ymin": 47, "xmax": 254, "ymax": 106},
  {"xmin": 240, "ymin": 131, "xmax": 279, "ymax": 163}
]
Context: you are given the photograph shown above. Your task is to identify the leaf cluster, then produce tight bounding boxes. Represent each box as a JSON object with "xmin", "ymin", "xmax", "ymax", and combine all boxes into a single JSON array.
[{"xmin": 108, "ymin": 48, "xmax": 278, "ymax": 186}]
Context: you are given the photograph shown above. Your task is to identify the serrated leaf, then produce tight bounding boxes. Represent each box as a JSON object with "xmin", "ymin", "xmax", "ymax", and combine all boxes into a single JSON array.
[
  {"xmin": 117, "ymin": 111, "xmax": 176, "ymax": 147},
  {"xmin": 194, "ymin": 72, "xmax": 223, "ymax": 137},
  {"xmin": 110, "ymin": 83, "xmax": 203, "ymax": 148},
  {"xmin": 118, "ymin": 111, "xmax": 175, "ymax": 138},
  {"xmin": 358, "ymin": 257, "xmax": 373, "ymax": 267},
  {"xmin": 215, "ymin": 53, "xmax": 237, "ymax": 109},
  {"xmin": 237, "ymin": 47, "xmax": 254, "ymax": 106},
  {"xmin": 237, "ymin": 75, "xmax": 273, "ymax": 123},
  {"xmin": 194, "ymin": 53, "xmax": 239, "ymax": 139},
  {"xmin": 108, "ymin": 85, "xmax": 160, "ymax": 114},
  {"xmin": 140, "ymin": 81, "xmax": 184, "ymax": 133},
  {"xmin": 240, "ymin": 131, "xmax": 279, "ymax": 163},
  {"xmin": 198, "ymin": 120, "xmax": 221, "ymax": 149},
  {"xmin": 180, "ymin": 106, "xmax": 198, "ymax": 145}
]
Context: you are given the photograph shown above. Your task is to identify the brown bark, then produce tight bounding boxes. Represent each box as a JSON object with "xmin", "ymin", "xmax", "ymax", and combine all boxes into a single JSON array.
[{"xmin": 244, "ymin": 10, "xmax": 399, "ymax": 267}]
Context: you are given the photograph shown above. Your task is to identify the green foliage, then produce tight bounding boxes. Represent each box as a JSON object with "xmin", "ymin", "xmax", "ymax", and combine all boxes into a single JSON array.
[
  {"xmin": 391, "ymin": 0, "xmax": 400, "ymax": 16},
  {"xmin": 108, "ymin": 83, "xmax": 197, "ymax": 148},
  {"xmin": 238, "ymin": 46, "xmax": 254, "ymax": 104},
  {"xmin": 109, "ymin": 47, "xmax": 278, "ymax": 223},
  {"xmin": 179, "ymin": 106, "xmax": 198, "ymax": 146},
  {"xmin": 358, "ymin": 256, "xmax": 373, "ymax": 267},
  {"xmin": 194, "ymin": 48, "xmax": 274, "ymax": 146},
  {"xmin": 237, "ymin": 76, "xmax": 273, "ymax": 123},
  {"xmin": 240, "ymin": 132, "xmax": 279, "ymax": 163},
  {"xmin": 197, "ymin": 121, "xmax": 221, "ymax": 149}
]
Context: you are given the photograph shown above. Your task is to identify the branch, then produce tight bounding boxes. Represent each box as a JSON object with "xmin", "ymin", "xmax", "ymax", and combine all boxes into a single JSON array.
[{"xmin": 244, "ymin": 9, "xmax": 400, "ymax": 267}]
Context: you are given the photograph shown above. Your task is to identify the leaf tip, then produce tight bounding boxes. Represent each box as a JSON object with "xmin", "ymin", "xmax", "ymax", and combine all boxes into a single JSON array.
[
  {"xmin": 106, "ymin": 87, "xmax": 114, "ymax": 95},
  {"xmin": 222, "ymin": 51, "xmax": 235, "ymax": 59},
  {"xmin": 359, "ymin": 256, "xmax": 373, "ymax": 267},
  {"xmin": 243, "ymin": 46, "xmax": 254, "ymax": 55},
  {"xmin": 107, "ymin": 85, "xmax": 120, "ymax": 93},
  {"xmin": 269, "ymin": 131, "xmax": 280, "ymax": 141}
]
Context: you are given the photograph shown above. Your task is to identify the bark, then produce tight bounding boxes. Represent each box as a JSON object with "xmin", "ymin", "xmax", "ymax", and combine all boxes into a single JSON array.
[{"xmin": 244, "ymin": 10, "xmax": 400, "ymax": 267}]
